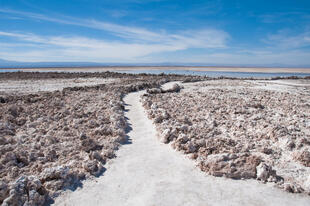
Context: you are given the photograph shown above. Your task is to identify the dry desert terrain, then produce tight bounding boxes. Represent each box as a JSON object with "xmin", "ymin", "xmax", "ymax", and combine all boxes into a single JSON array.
[{"xmin": 0, "ymin": 70, "xmax": 309, "ymax": 206}]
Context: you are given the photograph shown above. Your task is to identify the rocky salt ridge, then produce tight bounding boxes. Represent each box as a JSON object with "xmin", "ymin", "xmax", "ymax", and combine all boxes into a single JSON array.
[
  {"xmin": 141, "ymin": 80, "xmax": 310, "ymax": 195},
  {"xmin": 0, "ymin": 74, "xmax": 188, "ymax": 206}
]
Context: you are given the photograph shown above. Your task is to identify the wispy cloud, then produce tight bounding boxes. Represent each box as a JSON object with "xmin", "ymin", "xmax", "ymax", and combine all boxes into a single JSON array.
[
  {"xmin": 263, "ymin": 29, "xmax": 310, "ymax": 49},
  {"xmin": 0, "ymin": 8, "xmax": 229, "ymax": 62},
  {"xmin": 0, "ymin": 32, "xmax": 165, "ymax": 60},
  {"xmin": 258, "ymin": 12, "xmax": 306, "ymax": 24},
  {"xmin": 0, "ymin": 31, "xmax": 45, "ymax": 43},
  {"xmin": 0, "ymin": 8, "xmax": 228, "ymax": 47},
  {"xmin": 1, "ymin": 30, "xmax": 310, "ymax": 65},
  {"xmin": 0, "ymin": 31, "xmax": 217, "ymax": 62},
  {"xmin": 107, "ymin": 10, "xmax": 128, "ymax": 18},
  {"xmin": 2, "ymin": 7, "xmax": 309, "ymax": 65},
  {"xmin": 148, "ymin": 49, "xmax": 310, "ymax": 66}
]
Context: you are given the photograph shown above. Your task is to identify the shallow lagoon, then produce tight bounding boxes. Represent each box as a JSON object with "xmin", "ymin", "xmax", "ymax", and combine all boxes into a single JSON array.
[
  {"xmin": 1, "ymin": 68, "xmax": 310, "ymax": 78},
  {"xmin": 0, "ymin": 69, "xmax": 20, "ymax": 72},
  {"xmin": 117, "ymin": 69, "xmax": 310, "ymax": 78}
]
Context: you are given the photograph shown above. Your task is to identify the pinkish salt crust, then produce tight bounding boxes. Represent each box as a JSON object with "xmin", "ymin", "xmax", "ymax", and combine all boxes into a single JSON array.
[
  {"xmin": 0, "ymin": 73, "xmax": 190, "ymax": 205},
  {"xmin": 142, "ymin": 80, "xmax": 310, "ymax": 195}
]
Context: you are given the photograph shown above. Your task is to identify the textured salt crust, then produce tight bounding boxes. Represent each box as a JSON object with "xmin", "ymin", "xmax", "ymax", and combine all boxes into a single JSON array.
[
  {"xmin": 1, "ymin": 77, "xmax": 308, "ymax": 205},
  {"xmin": 0, "ymin": 76, "xmax": 173, "ymax": 205},
  {"xmin": 142, "ymin": 80, "xmax": 310, "ymax": 195},
  {"xmin": 53, "ymin": 83, "xmax": 310, "ymax": 206},
  {"xmin": 182, "ymin": 79, "xmax": 310, "ymax": 93},
  {"xmin": 246, "ymin": 79, "xmax": 310, "ymax": 93},
  {"xmin": 0, "ymin": 83, "xmax": 133, "ymax": 205},
  {"xmin": 0, "ymin": 78, "xmax": 117, "ymax": 94}
]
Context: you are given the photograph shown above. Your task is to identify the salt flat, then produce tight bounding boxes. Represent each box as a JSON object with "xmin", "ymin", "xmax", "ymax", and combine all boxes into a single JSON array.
[
  {"xmin": 53, "ymin": 84, "xmax": 310, "ymax": 206},
  {"xmin": 0, "ymin": 77, "xmax": 117, "ymax": 94}
]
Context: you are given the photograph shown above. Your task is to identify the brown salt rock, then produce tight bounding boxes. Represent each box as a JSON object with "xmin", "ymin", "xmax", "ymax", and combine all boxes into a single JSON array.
[
  {"xmin": 2, "ymin": 176, "xmax": 46, "ymax": 206},
  {"xmin": 284, "ymin": 183, "xmax": 304, "ymax": 193},
  {"xmin": 256, "ymin": 162, "xmax": 280, "ymax": 182},
  {"xmin": 40, "ymin": 166, "xmax": 82, "ymax": 193},
  {"xmin": 294, "ymin": 149, "xmax": 310, "ymax": 167},
  {"xmin": 83, "ymin": 160, "xmax": 104, "ymax": 176},
  {"xmin": 146, "ymin": 88, "xmax": 162, "ymax": 94},
  {"xmin": 81, "ymin": 138, "xmax": 101, "ymax": 152},
  {"xmin": 0, "ymin": 136, "xmax": 7, "ymax": 145},
  {"xmin": 0, "ymin": 181, "xmax": 9, "ymax": 203},
  {"xmin": 200, "ymin": 153, "xmax": 261, "ymax": 179},
  {"xmin": 7, "ymin": 105, "xmax": 23, "ymax": 117}
]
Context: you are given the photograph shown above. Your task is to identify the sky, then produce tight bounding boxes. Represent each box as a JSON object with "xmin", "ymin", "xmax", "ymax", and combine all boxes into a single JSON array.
[{"xmin": 0, "ymin": 0, "xmax": 310, "ymax": 66}]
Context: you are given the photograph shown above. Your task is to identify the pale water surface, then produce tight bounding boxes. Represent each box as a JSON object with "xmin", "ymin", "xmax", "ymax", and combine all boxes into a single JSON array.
[
  {"xmin": 1, "ymin": 68, "xmax": 310, "ymax": 78},
  {"xmin": 118, "ymin": 69, "xmax": 310, "ymax": 78}
]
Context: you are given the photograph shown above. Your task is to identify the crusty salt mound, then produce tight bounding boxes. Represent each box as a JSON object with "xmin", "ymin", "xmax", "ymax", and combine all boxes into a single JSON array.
[
  {"xmin": 0, "ymin": 73, "xmax": 189, "ymax": 205},
  {"xmin": 142, "ymin": 80, "xmax": 310, "ymax": 195}
]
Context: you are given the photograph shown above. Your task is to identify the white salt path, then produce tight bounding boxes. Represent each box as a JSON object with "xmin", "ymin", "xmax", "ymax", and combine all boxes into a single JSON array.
[{"xmin": 53, "ymin": 87, "xmax": 310, "ymax": 206}]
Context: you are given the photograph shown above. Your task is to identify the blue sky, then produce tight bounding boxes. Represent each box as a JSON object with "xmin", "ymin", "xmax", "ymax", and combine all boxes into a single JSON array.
[{"xmin": 0, "ymin": 0, "xmax": 310, "ymax": 65}]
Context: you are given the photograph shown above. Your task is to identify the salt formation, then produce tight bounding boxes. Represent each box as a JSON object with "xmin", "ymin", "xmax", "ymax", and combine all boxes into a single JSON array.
[
  {"xmin": 146, "ymin": 83, "xmax": 183, "ymax": 94},
  {"xmin": 0, "ymin": 72, "xmax": 189, "ymax": 205},
  {"xmin": 142, "ymin": 80, "xmax": 310, "ymax": 195}
]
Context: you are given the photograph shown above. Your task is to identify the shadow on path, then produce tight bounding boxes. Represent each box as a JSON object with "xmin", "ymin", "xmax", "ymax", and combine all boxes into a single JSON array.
[{"xmin": 46, "ymin": 102, "xmax": 134, "ymax": 205}]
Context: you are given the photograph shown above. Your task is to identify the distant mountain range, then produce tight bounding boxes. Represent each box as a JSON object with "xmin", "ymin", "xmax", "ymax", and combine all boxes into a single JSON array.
[{"xmin": 0, "ymin": 58, "xmax": 309, "ymax": 68}]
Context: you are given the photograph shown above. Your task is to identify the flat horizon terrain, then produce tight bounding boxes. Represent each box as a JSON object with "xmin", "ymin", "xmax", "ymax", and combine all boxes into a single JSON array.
[{"xmin": 2, "ymin": 66, "xmax": 310, "ymax": 74}]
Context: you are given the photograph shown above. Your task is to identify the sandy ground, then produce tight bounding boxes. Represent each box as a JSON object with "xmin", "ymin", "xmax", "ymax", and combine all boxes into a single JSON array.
[
  {"xmin": 2, "ymin": 66, "xmax": 310, "ymax": 74},
  {"xmin": 53, "ymin": 83, "xmax": 310, "ymax": 206},
  {"xmin": 0, "ymin": 78, "xmax": 117, "ymax": 94}
]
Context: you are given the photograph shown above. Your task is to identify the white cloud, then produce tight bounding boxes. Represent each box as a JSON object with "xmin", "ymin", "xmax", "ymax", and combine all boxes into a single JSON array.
[
  {"xmin": 263, "ymin": 29, "xmax": 310, "ymax": 49},
  {"xmin": 1, "ymin": 30, "xmax": 310, "ymax": 65},
  {"xmin": 138, "ymin": 49, "xmax": 310, "ymax": 66},
  {"xmin": 2, "ymin": 8, "xmax": 309, "ymax": 65},
  {"xmin": 0, "ymin": 29, "xmax": 229, "ymax": 61},
  {"xmin": 0, "ymin": 8, "xmax": 228, "ymax": 48},
  {"xmin": 0, "ymin": 31, "xmax": 45, "ymax": 43},
  {"xmin": 199, "ymin": 50, "xmax": 310, "ymax": 65},
  {"xmin": 258, "ymin": 12, "xmax": 305, "ymax": 24},
  {"xmin": 0, "ymin": 31, "xmax": 188, "ymax": 62},
  {"xmin": 0, "ymin": 8, "xmax": 229, "ymax": 62}
]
